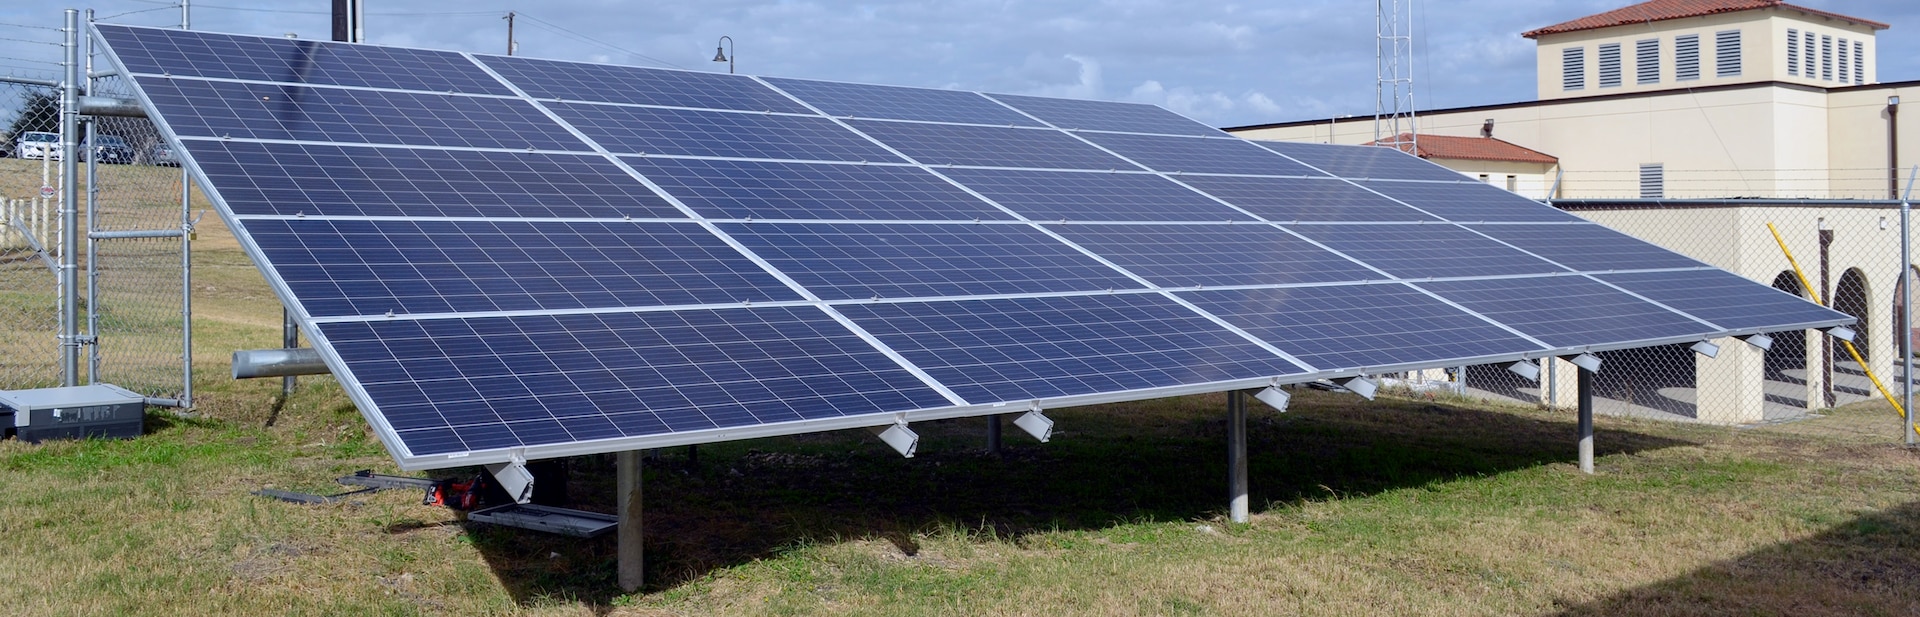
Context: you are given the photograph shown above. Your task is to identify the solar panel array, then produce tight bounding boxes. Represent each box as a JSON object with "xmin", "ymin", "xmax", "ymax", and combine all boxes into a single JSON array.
[{"xmin": 93, "ymin": 25, "xmax": 1854, "ymax": 470}]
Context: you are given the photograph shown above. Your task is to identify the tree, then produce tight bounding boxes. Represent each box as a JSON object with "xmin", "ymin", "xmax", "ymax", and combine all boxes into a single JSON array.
[{"xmin": 3, "ymin": 89, "xmax": 59, "ymax": 147}]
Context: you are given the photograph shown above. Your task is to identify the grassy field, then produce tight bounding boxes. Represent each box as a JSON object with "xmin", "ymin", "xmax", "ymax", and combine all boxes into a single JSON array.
[{"xmin": 1, "ymin": 173, "xmax": 1919, "ymax": 615}]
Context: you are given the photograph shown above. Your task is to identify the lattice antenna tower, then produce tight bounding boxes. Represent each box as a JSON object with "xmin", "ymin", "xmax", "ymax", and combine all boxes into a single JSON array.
[{"xmin": 1374, "ymin": 0, "xmax": 1417, "ymax": 154}]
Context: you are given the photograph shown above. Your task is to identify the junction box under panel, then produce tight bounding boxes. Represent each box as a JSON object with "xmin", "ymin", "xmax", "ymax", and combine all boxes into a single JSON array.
[{"xmin": 0, "ymin": 384, "xmax": 146, "ymax": 443}]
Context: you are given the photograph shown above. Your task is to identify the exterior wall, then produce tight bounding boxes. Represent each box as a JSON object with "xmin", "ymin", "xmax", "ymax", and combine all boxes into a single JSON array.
[
  {"xmin": 1424, "ymin": 158, "xmax": 1557, "ymax": 199},
  {"xmin": 1533, "ymin": 8, "xmax": 1878, "ymax": 100},
  {"xmin": 1826, "ymin": 84, "xmax": 1920, "ymax": 199}
]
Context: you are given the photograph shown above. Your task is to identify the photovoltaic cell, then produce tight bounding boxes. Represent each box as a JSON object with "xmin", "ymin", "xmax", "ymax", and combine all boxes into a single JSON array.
[
  {"xmin": 550, "ymin": 103, "xmax": 902, "ymax": 162},
  {"xmin": 939, "ymin": 168, "xmax": 1252, "ymax": 221},
  {"xmin": 97, "ymin": 24, "xmax": 513, "ymax": 95},
  {"xmin": 1287, "ymin": 224, "xmax": 1572, "ymax": 279},
  {"xmin": 1596, "ymin": 270, "xmax": 1852, "ymax": 331},
  {"xmin": 1175, "ymin": 175, "xmax": 1438, "ymax": 222},
  {"xmin": 1420, "ymin": 276, "xmax": 1717, "ymax": 348},
  {"xmin": 1255, "ymin": 141, "xmax": 1470, "ymax": 182},
  {"xmin": 189, "ymin": 141, "xmax": 683, "ymax": 218},
  {"xmin": 319, "ymin": 307, "xmax": 953, "ymax": 455},
  {"xmin": 623, "ymin": 158, "xmax": 1010, "ymax": 221},
  {"xmin": 1356, "ymin": 180, "xmax": 1585, "ymax": 223},
  {"xmin": 1077, "ymin": 133, "xmax": 1320, "ymax": 176},
  {"xmin": 849, "ymin": 120, "xmax": 1140, "ymax": 170},
  {"xmin": 1047, "ymin": 223, "xmax": 1381, "ymax": 288},
  {"xmin": 1467, "ymin": 223, "xmax": 1709, "ymax": 272},
  {"xmin": 766, "ymin": 77, "xmax": 1042, "ymax": 127},
  {"xmin": 837, "ymin": 294, "xmax": 1305, "ymax": 404},
  {"xmin": 139, "ymin": 78, "xmax": 586, "ymax": 150},
  {"xmin": 1179, "ymin": 284, "xmax": 1544, "ymax": 371},
  {"xmin": 246, "ymin": 219, "xmax": 798, "ymax": 317},
  {"xmin": 986, "ymin": 93, "xmax": 1225, "ymax": 137},
  {"xmin": 479, "ymin": 54, "xmax": 813, "ymax": 113},
  {"xmin": 720, "ymin": 222, "xmax": 1144, "ymax": 300}
]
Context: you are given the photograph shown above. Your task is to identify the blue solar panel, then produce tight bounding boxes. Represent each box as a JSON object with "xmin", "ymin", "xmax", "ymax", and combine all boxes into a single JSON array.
[
  {"xmin": 1048, "ymin": 223, "xmax": 1381, "ymax": 287},
  {"xmin": 480, "ymin": 55, "xmax": 813, "ymax": 113},
  {"xmin": 189, "ymin": 141, "xmax": 683, "ymax": 218},
  {"xmin": 837, "ymin": 294, "xmax": 1305, "ymax": 404},
  {"xmin": 319, "ymin": 307, "xmax": 953, "ymax": 455},
  {"xmin": 1176, "ymin": 175, "xmax": 1439, "ymax": 222},
  {"xmin": 1287, "ymin": 224, "xmax": 1572, "ymax": 279},
  {"xmin": 849, "ymin": 120, "xmax": 1140, "ymax": 170},
  {"xmin": 1467, "ymin": 223, "xmax": 1709, "ymax": 272},
  {"xmin": 1254, "ymin": 141, "xmax": 1470, "ymax": 182},
  {"xmin": 939, "ymin": 168, "xmax": 1252, "ymax": 221},
  {"xmin": 720, "ymin": 221, "xmax": 1144, "ymax": 300},
  {"xmin": 245, "ymin": 219, "xmax": 797, "ymax": 317},
  {"xmin": 1179, "ymin": 285, "xmax": 1544, "ymax": 371},
  {"xmin": 1420, "ymin": 276, "xmax": 1717, "ymax": 347},
  {"xmin": 766, "ymin": 77, "xmax": 1043, "ymax": 126},
  {"xmin": 550, "ymin": 102, "xmax": 902, "ymax": 162},
  {"xmin": 986, "ymin": 93, "xmax": 1225, "ymax": 137},
  {"xmin": 624, "ymin": 158, "xmax": 1009, "ymax": 221},
  {"xmin": 1596, "ymin": 270, "xmax": 1852, "ymax": 331},
  {"xmin": 137, "ymin": 78, "xmax": 587, "ymax": 150},
  {"xmin": 97, "ymin": 25, "xmax": 513, "ymax": 95},
  {"xmin": 1078, "ymin": 133, "xmax": 1320, "ymax": 176},
  {"xmin": 1356, "ymin": 180, "xmax": 1585, "ymax": 223}
]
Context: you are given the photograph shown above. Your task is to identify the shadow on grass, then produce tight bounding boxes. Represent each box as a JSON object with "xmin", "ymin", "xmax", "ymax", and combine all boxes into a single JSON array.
[
  {"xmin": 454, "ymin": 389, "xmax": 1694, "ymax": 606},
  {"xmin": 1552, "ymin": 500, "xmax": 1920, "ymax": 616}
]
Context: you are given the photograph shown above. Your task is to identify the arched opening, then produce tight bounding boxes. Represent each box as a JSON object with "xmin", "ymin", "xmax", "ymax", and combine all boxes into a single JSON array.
[
  {"xmin": 1835, "ymin": 268, "xmax": 1871, "ymax": 363},
  {"xmin": 1765, "ymin": 271, "xmax": 1808, "ymax": 384}
]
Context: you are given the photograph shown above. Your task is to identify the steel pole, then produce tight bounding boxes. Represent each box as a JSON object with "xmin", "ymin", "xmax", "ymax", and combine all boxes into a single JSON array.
[
  {"xmin": 83, "ymin": 10, "xmax": 99, "ymax": 384},
  {"xmin": 1578, "ymin": 367, "xmax": 1595, "ymax": 474},
  {"xmin": 616, "ymin": 450, "xmax": 644, "ymax": 592},
  {"xmin": 1228, "ymin": 390, "xmax": 1249, "ymax": 523},
  {"xmin": 58, "ymin": 10, "xmax": 80, "ymax": 387},
  {"xmin": 282, "ymin": 307, "xmax": 297, "ymax": 398},
  {"xmin": 985, "ymin": 413, "xmax": 1002, "ymax": 455},
  {"xmin": 1904, "ymin": 171, "xmax": 1916, "ymax": 446}
]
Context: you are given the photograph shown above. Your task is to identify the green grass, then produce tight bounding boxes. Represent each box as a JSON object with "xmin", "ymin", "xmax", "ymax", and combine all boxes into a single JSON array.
[{"xmin": 2, "ymin": 177, "xmax": 1919, "ymax": 614}]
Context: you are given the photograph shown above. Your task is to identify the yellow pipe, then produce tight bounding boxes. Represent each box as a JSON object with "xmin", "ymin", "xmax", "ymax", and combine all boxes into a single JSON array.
[{"xmin": 1766, "ymin": 222, "xmax": 1917, "ymax": 433}]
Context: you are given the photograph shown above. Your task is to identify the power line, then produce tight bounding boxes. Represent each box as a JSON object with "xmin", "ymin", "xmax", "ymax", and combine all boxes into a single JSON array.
[{"xmin": 514, "ymin": 13, "xmax": 685, "ymax": 69}]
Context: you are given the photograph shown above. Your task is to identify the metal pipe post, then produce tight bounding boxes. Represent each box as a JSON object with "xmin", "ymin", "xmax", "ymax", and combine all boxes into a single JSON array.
[
  {"xmin": 282, "ymin": 307, "xmax": 297, "ymax": 398},
  {"xmin": 616, "ymin": 450, "xmax": 644, "ymax": 592},
  {"xmin": 58, "ymin": 10, "xmax": 80, "ymax": 387},
  {"xmin": 1578, "ymin": 367, "xmax": 1595, "ymax": 474},
  {"xmin": 1904, "ymin": 172, "xmax": 1916, "ymax": 446},
  {"xmin": 181, "ymin": 165, "xmax": 194, "ymax": 406},
  {"xmin": 83, "ymin": 10, "xmax": 99, "ymax": 383},
  {"xmin": 985, "ymin": 413, "xmax": 1002, "ymax": 455},
  {"xmin": 1227, "ymin": 390, "xmax": 1249, "ymax": 523}
]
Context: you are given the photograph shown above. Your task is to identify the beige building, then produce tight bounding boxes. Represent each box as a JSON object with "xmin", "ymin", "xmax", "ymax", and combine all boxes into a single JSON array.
[
  {"xmin": 1229, "ymin": 0, "xmax": 1920, "ymax": 423},
  {"xmin": 1229, "ymin": 0, "xmax": 1905, "ymax": 201}
]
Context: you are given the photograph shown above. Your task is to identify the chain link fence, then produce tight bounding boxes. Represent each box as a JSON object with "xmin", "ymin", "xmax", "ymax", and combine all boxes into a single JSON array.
[
  {"xmin": 1452, "ymin": 199, "xmax": 1915, "ymax": 440},
  {"xmin": 0, "ymin": 76, "xmax": 63, "ymax": 390}
]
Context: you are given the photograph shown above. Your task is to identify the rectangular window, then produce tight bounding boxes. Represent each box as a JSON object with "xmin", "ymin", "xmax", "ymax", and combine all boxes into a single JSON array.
[
  {"xmin": 1598, "ymin": 43, "xmax": 1622, "ymax": 87},
  {"xmin": 1822, "ymin": 35, "xmax": 1833, "ymax": 80},
  {"xmin": 1804, "ymin": 31, "xmax": 1817, "ymax": 77},
  {"xmin": 1715, "ymin": 30, "xmax": 1741, "ymax": 77},
  {"xmin": 1856, "ymin": 41, "xmax": 1866, "ymax": 83},
  {"xmin": 1562, "ymin": 46, "xmax": 1586, "ymax": 90},
  {"xmin": 1640, "ymin": 164, "xmax": 1664, "ymax": 199},
  {"xmin": 1505, "ymin": 175, "xmax": 1518, "ymax": 192},
  {"xmin": 1787, "ymin": 29, "xmax": 1799, "ymax": 77},
  {"xmin": 1637, "ymin": 38, "xmax": 1661, "ymax": 84},
  {"xmin": 1676, "ymin": 35, "xmax": 1700, "ymax": 81},
  {"xmin": 1478, "ymin": 174, "xmax": 1491, "ymax": 184},
  {"xmin": 1839, "ymin": 38, "xmax": 1850, "ymax": 83}
]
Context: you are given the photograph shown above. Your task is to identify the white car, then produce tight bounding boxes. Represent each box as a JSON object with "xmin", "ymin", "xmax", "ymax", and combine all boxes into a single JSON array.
[{"xmin": 15, "ymin": 131, "xmax": 60, "ymax": 160}]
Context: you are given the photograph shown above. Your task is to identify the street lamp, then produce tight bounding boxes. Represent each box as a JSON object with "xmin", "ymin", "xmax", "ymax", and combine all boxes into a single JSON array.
[{"xmin": 713, "ymin": 36, "xmax": 733, "ymax": 74}]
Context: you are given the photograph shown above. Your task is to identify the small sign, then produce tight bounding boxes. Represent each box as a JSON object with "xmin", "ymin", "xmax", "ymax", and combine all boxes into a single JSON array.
[{"xmin": 39, "ymin": 185, "xmax": 55, "ymax": 198}]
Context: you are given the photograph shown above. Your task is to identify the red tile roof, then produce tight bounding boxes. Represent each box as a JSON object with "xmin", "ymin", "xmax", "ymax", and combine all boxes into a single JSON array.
[
  {"xmin": 1365, "ymin": 134, "xmax": 1560, "ymax": 165},
  {"xmin": 1522, "ymin": 0, "xmax": 1887, "ymax": 39}
]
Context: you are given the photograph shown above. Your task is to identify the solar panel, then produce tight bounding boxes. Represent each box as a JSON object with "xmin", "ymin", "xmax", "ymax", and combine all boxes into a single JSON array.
[{"xmin": 92, "ymin": 23, "xmax": 1854, "ymax": 470}]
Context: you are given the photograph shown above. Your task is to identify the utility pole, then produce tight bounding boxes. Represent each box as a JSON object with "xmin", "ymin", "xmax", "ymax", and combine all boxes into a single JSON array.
[{"xmin": 505, "ymin": 12, "xmax": 516, "ymax": 56}]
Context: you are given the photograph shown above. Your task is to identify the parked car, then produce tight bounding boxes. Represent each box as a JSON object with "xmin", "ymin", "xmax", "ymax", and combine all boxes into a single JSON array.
[
  {"xmin": 148, "ymin": 143, "xmax": 179, "ymax": 166},
  {"xmin": 15, "ymin": 131, "xmax": 59, "ymax": 160},
  {"xmin": 89, "ymin": 135, "xmax": 134, "ymax": 164}
]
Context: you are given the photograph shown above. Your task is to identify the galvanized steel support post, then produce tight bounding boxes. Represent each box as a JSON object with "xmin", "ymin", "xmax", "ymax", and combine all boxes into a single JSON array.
[
  {"xmin": 83, "ymin": 10, "xmax": 99, "ymax": 383},
  {"xmin": 616, "ymin": 450, "xmax": 644, "ymax": 593},
  {"xmin": 1904, "ymin": 171, "xmax": 1916, "ymax": 446},
  {"xmin": 985, "ymin": 413, "xmax": 1002, "ymax": 455},
  {"xmin": 283, "ymin": 308, "xmax": 298, "ymax": 398},
  {"xmin": 58, "ymin": 9, "xmax": 80, "ymax": 387},
  {"xmin": 1578, "ymin": 367, "xmax": 1595, "ymax": 474},
  {"xmin": 1227, "ymin": 390, "xmax": 1249, "ymax": 523}
]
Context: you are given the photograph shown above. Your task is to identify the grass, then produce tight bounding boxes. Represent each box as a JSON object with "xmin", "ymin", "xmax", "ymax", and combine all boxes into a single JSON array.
[{"xmin": 1, "ymin": 160, "xmax": 1919, "ymax": 614}]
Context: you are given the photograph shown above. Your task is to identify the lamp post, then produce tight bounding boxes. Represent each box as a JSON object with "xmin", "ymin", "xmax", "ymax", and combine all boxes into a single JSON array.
[{"xmin": 713, "ymin": 36, "xmax": 734, "ymax": 74}]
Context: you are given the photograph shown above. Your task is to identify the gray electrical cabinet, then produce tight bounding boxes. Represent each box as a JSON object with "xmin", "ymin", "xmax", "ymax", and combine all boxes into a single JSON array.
[{"xmin": 0, "ymin": 384, "xmax": 147, "ymax": 443}]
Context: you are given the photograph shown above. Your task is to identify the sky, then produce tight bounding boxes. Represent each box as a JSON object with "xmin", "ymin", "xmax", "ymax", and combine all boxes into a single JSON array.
[{"xmin": 3, "ymin": 1, "xmax": 1919, "ymax": 128}]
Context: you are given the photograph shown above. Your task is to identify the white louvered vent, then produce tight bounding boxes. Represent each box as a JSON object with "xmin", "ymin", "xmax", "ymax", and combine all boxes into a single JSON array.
[
  {"xmin": 1636, "ymin": 38, "xmax": 1660, "ymax": 84},
  {"xmin": 1675, "ymin": 35, "xmax": 1700, "ymax": 81},
  {"xmin": 1855, "ymin": 40, "xmax": 1866, "ymax": 83},
  {"xmin": 1563, "ymin": 46, "xmax": 1586, "ymax": 91},
  {"xmin": 1598, "ymin": 43, "xmax": 1622, "ymax": 88},
  {"xmin": 1715, "ymin": 30, "xmax": 1741, "ymax": 78},
  {"xmin": 1786, "ymin": 29, "xmax": 1799, "ymax": 77},
  {"xmin": 1640, "ymin": 164, "xmax": 1664, "ymax": 199}
]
